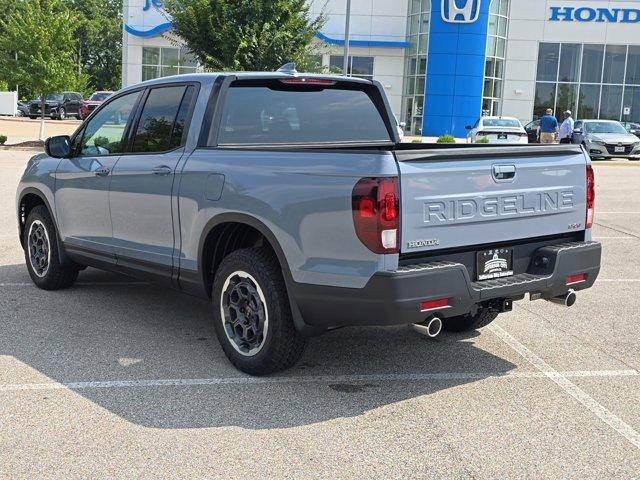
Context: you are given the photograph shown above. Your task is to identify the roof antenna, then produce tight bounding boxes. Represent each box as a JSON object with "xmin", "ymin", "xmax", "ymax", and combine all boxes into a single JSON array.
[{"xmin": 277, "ymin": 63, "xmax": 297, "ymax": 75}]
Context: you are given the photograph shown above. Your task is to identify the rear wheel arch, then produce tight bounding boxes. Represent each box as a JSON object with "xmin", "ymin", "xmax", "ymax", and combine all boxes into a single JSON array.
[
  {"xmin": 198, "ymin": 214, "xmax": 292, "ymax": 298},
  {"xmin": 18, "ymin": 189, "xmax": 51, "ymax": 247}
]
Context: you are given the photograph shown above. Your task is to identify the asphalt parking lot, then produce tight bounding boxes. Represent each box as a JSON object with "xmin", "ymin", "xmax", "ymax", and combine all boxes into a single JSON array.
[{"xmin": 1, "ymin": 149, "xmax": 640, "ymax": 478}]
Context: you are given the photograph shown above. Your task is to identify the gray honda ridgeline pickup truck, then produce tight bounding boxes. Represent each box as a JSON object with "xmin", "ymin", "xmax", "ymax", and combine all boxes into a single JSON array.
[{"xmin": 17, "ymin": 71, "xmax": 601, "ymax": 374}]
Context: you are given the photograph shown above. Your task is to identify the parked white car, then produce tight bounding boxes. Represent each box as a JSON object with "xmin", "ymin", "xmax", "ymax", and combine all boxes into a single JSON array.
[{"xmin": 466, "ymin": 116, "xmax": 528, "ymax": 144}]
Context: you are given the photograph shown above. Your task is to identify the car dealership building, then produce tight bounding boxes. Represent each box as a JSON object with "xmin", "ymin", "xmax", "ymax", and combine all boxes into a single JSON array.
[{"xmin": 122, "ymin": 0, "xmax": 640, "ymax": 137}]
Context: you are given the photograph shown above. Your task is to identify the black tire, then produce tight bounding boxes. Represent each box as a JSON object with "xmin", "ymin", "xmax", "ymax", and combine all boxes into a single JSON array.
[
  {"xmin": 442, "ymin": 309, "xmax": 498, "ymax": 333},
  {"xmin": 212, "ymin": 247, "xmax": 306, "ymax": 375},
  {"xmin": 57, "ymin": 107, "xmax": 66, "ymax": 120},
  {"xmin": 23, "ymin": 205, "xmax": 79, "ymax": 290},
  {"xmin": 29, "ymin": 115, "xmax": 37, "ymax": 119}
]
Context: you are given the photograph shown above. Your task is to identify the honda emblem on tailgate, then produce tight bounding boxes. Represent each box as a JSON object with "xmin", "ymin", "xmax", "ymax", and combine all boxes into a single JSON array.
[{"xmin": 441, "ymin": 0, "xmax": 481, "ymax": 24}]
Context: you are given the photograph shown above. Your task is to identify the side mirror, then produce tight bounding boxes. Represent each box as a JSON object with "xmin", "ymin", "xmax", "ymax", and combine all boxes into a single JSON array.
[
  {"xmin": 465, "ymin": 125, "xmax": 473, "ymax": 130},
  {"xmin": 45, "ymin": 135, "xmax": 71, "ymax": 158},
  {"xmin": 399, "ymin": 122, "xmax": 406, "ymax": 129}
]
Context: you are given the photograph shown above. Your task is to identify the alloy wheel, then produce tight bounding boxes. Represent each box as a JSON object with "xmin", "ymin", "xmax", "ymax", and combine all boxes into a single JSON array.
[
  {"xmin": 28, "ymin": 220, "xmax": 51, "ymax": 278},
  {"xmin": 220, "ymin": 271, "xmax": 269, "ymax": 357}
]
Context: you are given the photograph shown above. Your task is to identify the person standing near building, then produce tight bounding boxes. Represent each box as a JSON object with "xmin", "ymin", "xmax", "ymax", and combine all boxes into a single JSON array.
[
  {"xmin": 537, "ymin": 108, "xmax": 559, "ymax": 143},
  {"xmin": 559, "ymin": 110, "xmax": 574, "ymax": 143}
]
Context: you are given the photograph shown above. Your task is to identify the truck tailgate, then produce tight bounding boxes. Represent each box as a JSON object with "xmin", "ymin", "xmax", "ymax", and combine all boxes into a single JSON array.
[{"xmin": 395, "ymin": 145, "xmax": 588, "ymax": 254}]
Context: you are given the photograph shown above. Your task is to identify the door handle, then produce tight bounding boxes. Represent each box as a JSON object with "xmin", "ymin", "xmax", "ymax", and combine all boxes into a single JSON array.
[
  {"xmin": 95, "ymin": 166, "xmax": 111, "ymax": 176},
  {"xmin": 152, "ymin": 165, "xmax": 173, "ymax": 175},
  {"xmin": 493, "ymin": 165, "xmax": 516, "ymax": 181}
]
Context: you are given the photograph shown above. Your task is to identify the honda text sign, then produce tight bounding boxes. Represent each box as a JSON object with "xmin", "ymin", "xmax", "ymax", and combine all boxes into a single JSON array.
[{"xmin": 441, "ymin": 0, "xmax": 481, "ymax": 24}]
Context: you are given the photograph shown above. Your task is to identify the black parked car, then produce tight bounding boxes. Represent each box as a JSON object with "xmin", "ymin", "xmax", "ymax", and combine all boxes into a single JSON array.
[
  {"xmin": 621, "ymin": 121, "xmax": 640, "ymax": 138},
  {"xmin": 524, "ymin": 119, "xmax": 540, "ymax": 143},
  {"xmin": 28, "ymin": 92, "xmax": 83, "ymax": 120}
]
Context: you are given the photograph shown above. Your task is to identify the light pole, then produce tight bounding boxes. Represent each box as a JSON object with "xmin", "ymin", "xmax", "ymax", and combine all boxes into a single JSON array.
[{"xmin": 342, "ymin": 0, "xmax": 351, "ymax": 76}]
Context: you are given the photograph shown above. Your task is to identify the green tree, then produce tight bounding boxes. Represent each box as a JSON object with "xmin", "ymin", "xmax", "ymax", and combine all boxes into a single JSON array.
[
  {"xmin": 163, "ymin": 0, "xmax": 325, "ymax": 71},
  {"xmin": 67, "ymin": 0, "xmax": 123, "ymax": 91},
  {"xmin": 0, "ymin": 0, "xmax": 80, "ymax": 136}
]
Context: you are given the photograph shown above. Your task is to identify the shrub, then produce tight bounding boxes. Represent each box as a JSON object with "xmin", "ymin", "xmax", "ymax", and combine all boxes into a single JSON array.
[
  {"xmin": 436, "ymin": 134, "xmax": 456, "ymax": 143},
  {"xmin": 411, "ymin": 139, "xmax": 422, "ymax": 143},
  {"xmin": 476, "ymin": 136, "xmax": 490, "ymax": 143},
  {"xmin": 0, "ymin": 135, "xmax": 7, "ymax": 145}
]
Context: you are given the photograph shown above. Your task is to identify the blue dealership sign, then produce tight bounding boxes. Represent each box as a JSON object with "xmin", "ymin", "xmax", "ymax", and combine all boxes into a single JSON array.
[{"xmin": 422, "ymin": 0, "xmax": 492, "ymax": 137}]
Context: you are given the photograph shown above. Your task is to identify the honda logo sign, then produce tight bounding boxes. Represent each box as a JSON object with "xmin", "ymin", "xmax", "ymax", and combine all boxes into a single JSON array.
[{"xmin": 441, "ymin": 0, "xmax": 481, "ymax": 24}]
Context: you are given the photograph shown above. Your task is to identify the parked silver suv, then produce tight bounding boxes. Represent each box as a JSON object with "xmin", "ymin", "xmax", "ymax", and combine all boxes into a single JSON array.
[{"xmin": 573, "ymin": 119, "xmax": 640, "ymax": 160}]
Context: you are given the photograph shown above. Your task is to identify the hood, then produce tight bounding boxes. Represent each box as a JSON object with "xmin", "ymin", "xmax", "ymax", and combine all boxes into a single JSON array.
[
  {"xmin": 589, "ymin": 133, "xmax": 639, "ymax": 144},
  {"xmin": 84, "ymin": 100, "xmax": 103, "ymax": 105}
]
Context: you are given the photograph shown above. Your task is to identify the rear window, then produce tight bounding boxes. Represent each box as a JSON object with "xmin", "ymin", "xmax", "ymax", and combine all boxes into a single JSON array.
[
  {"xmin": 216, "ymin": 81, "xmax": 391, "ymax": 145},
  {"xmin": 482, "ymin": 118, "xmax": 521, "ymax": 128}
]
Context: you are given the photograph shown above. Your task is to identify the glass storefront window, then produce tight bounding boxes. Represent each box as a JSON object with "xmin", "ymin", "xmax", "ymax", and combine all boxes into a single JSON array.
[
  {"xmin": 534, "ymin": 82, "xmax": 556, "ymax": 119},
  {"xmin": 603, "ymin": 45, "xmax": 626, "ymax": 84},
  {"xmin": 623, "ymin": 86, "xmax": 640, "ymax": 122},
  {"xmin": 482, "ymin": 0, "xmax": 510, "ymax": 116},
  {"xmin": 535, "ymin": 42, "xmax": 640, "ymax": 122},
  {"xmin": 556, "ymin": 83, "xmax": 578, "ymax": 118},
  {"xmin": 141, "ymin": 47, "xmax": 199, "ymax": 81},
  {"xmin": 578, "ymin": 84, "xmax": 601, "ymax": 119},
  {"xmin": 329, "ymin": 56, "xmax": 374, "ymax": 78},
  {"xmin": 537, "ymin": 43, "xmax": 560, "ymax": 82},
  {"xmin": 401, "ymin": 0, "xmax": 431, "ymax": 134},
  {"xmin": 559, "ymin": 44, "xmax": 581, "ymax": 83},
  {"xmin": 626, "ymin": 46, "xmax": 640, "ymax": 85},
  {"xmin": 581, "ymin": 44, "xmax": 604, "ymax": 83},
  {"xmin": 600, "ymin": 85, "xmax": 623, "ymax": 120}
]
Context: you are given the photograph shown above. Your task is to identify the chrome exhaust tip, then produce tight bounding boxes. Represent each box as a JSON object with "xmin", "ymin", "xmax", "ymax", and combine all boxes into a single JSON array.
[
  {"xmin": 547, "ymin": 289, "xmax": 576, "ymax": 307},
  {"xmin": 413, "ymin": 316, "xmax": 443, "ymax": 338}
]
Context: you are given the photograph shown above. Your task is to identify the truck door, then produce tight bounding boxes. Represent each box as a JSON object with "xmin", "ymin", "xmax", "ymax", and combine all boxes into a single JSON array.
[
  {"xmin": 108, "ymin": 84, "xmax": 197, "ymax": 285},
  {"xmin": 54, "ymin": 89, "xmax": 143, "ymax": 263}
]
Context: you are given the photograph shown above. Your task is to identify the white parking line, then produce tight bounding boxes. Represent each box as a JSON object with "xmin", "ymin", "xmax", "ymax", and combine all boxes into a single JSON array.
[
  {"xmin": 0, "ymin": 369, "xmax": 637, "ymax": 392},
  {"xmin": 596, "ymin": 279, "xmax": 640, "ymax": 283},
  {"xmin": 592, "ymin": 236, "xmax": 636, "ymax": 239},
  {"xmin": 0, "ymin": 281, "xmax": 146, "ymax": 287},
  {"xmin": 489, "ymin": 323, "xmax": 640, "ymax": 450}
]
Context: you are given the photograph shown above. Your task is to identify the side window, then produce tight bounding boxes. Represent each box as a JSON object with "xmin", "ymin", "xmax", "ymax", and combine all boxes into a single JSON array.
[
  {"xmin": 574, "ymin": 121, "xmax": 582, "ymax": 130},
  {"xmin": 78, "ymin": 90, "xmax": 142, "ymax": 157},
  {"xmin": 131, "ymin": 85, "xmax": 193, "ymax": 153}
]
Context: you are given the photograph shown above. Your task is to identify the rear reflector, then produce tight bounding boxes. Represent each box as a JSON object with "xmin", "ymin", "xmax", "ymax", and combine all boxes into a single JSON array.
[
  {"xmin": 566, "ymin": 273, "xmax": 586, "ymax": 285},
  {"xmin": 420, "ymin": 298, "xmax": 450, "ymax": 312}
]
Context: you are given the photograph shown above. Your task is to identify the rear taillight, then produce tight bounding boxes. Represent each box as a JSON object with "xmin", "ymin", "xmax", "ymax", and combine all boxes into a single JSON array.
[
  {"xmin": 586, "ymin": 165, "xmax": 595, "ymax": 229},
  {"xmin": 352, "ymin": 177, "xmax": 399, "ymax": 254}
]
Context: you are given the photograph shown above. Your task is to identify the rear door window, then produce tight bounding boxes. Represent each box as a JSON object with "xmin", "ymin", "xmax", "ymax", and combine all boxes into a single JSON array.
[
  {"xmin": 216, "ymin": 80, "xmax": 391, "ymax": 145},
  {"xmin": 131, "ymin": 85, "xmax": 195, "ymax": 153}
]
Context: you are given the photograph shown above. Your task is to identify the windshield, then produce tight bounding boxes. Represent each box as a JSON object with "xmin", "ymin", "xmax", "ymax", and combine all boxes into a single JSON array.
[
  {"xmin": 482, "ymin": 118, "xmax": 521, "ymax": 128},
  {"xmin": 585, "ymin": 122, "xmax": 628, "ymax": 134},
  {"xmin": 90, "ymin": 92, "xmax": 111, "ymax": 102},
  {"xmin": 40, "ymin": 93, "xmax": 63, "ymax": 102}
]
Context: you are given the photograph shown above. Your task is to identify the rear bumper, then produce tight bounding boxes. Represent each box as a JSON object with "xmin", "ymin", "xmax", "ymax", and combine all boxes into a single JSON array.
[{"xmin": 292, "ymin": 241, "xmax": 601, "ymax": 329}]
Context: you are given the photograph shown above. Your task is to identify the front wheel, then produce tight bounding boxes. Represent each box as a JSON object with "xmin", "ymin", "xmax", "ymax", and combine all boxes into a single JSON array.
[
  {"xmin": 212, "ymin": 248, "xmax": 306, "ymax": 375},
  {"xmin": 23, "ymin": 205, "xmax": 79, "ymax": 290},
  {"xmin": 442, "ymin": 309, "xmax": 498, "ymax": 332},
  {"xmin": 57, "ymin": 107, "xmax": 66, "ymax": 120}
]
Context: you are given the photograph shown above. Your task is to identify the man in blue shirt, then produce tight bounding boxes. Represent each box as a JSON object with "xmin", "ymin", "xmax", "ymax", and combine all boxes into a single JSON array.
[{"xmin": 537, "ymin": 108, "xmax": 559, "ymax": 143}]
